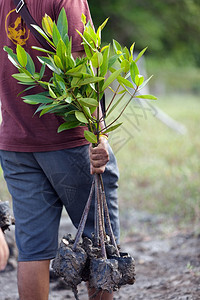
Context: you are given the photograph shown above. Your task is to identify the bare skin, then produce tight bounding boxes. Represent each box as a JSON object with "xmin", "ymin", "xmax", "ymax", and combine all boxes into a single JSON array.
[
  {"xmin": 0, "ymin": 228, "xmax": 9, "ymax": 271},
  {"xmin": 18, "ymin": 260, "xmax": 50, "ymax": 300},
  {"xmin": 90, "ymin": 136, "xmax": 109, "ymax": 174}
]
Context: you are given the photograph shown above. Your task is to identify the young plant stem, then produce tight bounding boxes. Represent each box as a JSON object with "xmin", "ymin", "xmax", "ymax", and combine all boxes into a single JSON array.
[
  {"xmin": 103, "ymin": 84, "xmax": 121, "ymax": 117},
  {"xmin": 103, "ymin": 88, "xmax": 138, "ymax": 132},
  {"xmin": 95, "ymin": 174, "xmax": 107, "ymax": 259},
  {"xmin": 94, "ymin": 178, "xmax": 100, "ymax": 246},
  {"xmin": 96, "ymin": 68, "xmax": 100, "ymax": 141},
  {"xmin": 99, "ymin": 175, "xmax": 120, "ymax": 256},
  {"xmin": 73, "ymin": 179, "xmax": 95, "ymax": 251}
]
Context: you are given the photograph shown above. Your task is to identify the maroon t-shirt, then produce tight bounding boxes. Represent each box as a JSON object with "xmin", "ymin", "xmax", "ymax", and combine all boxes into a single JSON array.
[{"xmin": 0, "ymin": 0, "xmax": 92, "ymax": 152}]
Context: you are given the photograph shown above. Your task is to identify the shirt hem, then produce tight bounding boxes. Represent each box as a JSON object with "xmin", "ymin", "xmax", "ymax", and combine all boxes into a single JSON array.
[{"xmin": 0, "ymin": 140, "xmax": 90, "ymax": 152}]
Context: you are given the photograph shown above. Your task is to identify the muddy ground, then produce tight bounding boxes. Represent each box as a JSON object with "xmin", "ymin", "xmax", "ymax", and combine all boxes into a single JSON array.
[{"xmin": 0, "ymin": 209, "xmax": 200, "ymax": 300}]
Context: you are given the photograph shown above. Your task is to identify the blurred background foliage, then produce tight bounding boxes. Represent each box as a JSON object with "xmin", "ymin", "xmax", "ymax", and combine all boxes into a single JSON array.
[
  {"xmin": 88, "ymin": 0, "xmax": 200, "ymax": 230},
  {"xmin": 88, "ymin": 0, "xmax": 200, "ymax": 95}
]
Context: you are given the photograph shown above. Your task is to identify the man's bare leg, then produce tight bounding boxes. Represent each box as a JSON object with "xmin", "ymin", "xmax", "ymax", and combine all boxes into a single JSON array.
[{"xmin": 18, "ymin": 260, "xmax": 50, "ymax": 300}]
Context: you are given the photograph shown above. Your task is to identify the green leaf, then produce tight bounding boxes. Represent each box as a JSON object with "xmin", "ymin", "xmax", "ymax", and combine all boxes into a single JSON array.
[
  {"xmin": 81, "ymin": 13, "xmax": 87, "ymax": 26},
  {"xmin": 4, "ymin": 47, "xmax": 19, "ymax": 68},
  {"xmin": 17, "ymin": 85, "xmax": 36, "ymax": 96},
  {"xmin": 65, "ymin": 96, "xmax": 72, "ymax": 103},
  {"xmin": 65, "ymin": 64, "xmax": 83, "ymax": 74},
  {"xmin": 134, "ymin": 94, "xmax": 157, "ymax": 100},
  {"xmin": 58, "ymin": 121, "xmax": 81, "ymax": 132},
  {"xmin": 113, "ymin": 39, "xmax": 122, "ymax": 54},
  {"xmin": 84, "ymin": 131, "xmax": 97, "ymax": 144},
  {"xmin": 39, "ymin": 64, "xmax": 46, "ymax": 79},
  {"xmin": 100, "ymin": 45, "xmax": 110, "ymax": 77},
  {"xmin": 4, "ymin": 46, "xmax": 18, "ymax": 60},
  {"xmin": 16, "ymin": 44, "xmax": 27, "ymax": 67},
  {"xmin": 26, "ymin": 53, "xmax": 35, "ymax": 75},
  {"xmin": 82, "ymin": 106, "xmax": 92, "ymax": 119},
  {"xmin": 79, "ymin": 98, "xmax": 98, "ymax": 107},
  {"xmin": 135, "ymin": 74, "xmax": 144, "ymax": 86},
  {"xmin": 12, "ymin": 73, "xmax": 35, "ymax": 83},
  {"xmin": 57, "ymin": 8, "xmax": 68, "ymax": 40},
  {"xmin": 37, "ymin": 56, "xmax": 61, "ymax": 74},
  {"xmin": 108, "ymin": 53, "xmax": 122, "ymax": 69},
  {"xmin": 130, "ymin": 61, "xmax": 139, "ymax": 84},
  {"xmin": 135, "ymin": 47, "xmax": 148, "ymax": 63},
  {"xmin": 99, "ymin": 17, "xmax": 109, "ymax": 31},
  {"xmin": 52, "ymin": 22, "xmax": 61, "ymax": 47},
  {"xmin": 91, "ymin": 52, "xmax": 103, "ymax": 68},
  {"xmin": 56, "ymin": 39, "xmax": 66, "ymax": 61},
  {"xmin": 83, "ymin": 43, "xmax": 94, "ymax": 59},
  {"xmin": 75, "ymin": 111, "xmax": 88, "ymax": 123},
  {"xmin": 54, "ymin": 55, "xmax": 64, "ymax": 70},
  {"xmin": 102, "ymin": 68, "xmax": 123, "ymax": 91},
  {"xmin": 31, "ymin": 24, "xmax": 55, "ymax": 47},
  {"xmin": 31, "ymin": 46, "xmax": 55, "ymax": 55},
  {"xmin": 23, "ymin": 100, "xmax": 39, "ymax": 105},
  {"xmin": 22, "ymin": 94, "xmax": 53, "ymax": 104},
  {"xmin": 48, "ymin": 84, "xmax": 57, "ymax": 98},
  {"xmin": 76, "ymin": 29, "xmax": 95, "ymax": 52},
  {"xmin": 96, "ymin": 18, "xmax": 109, "ymax": 47},
  {"xmin": 130, "ymin": 42, "xmax": 135, "ymax": 60},
  {"xmin": 138, "ymin": 75, "xmax": 153, "ymax": 91},
  {"xmin": 103, "ymin": 123, "xmax": 123, "ymax": 134},
  {"xmin": 75, "ymin": 76, "xmax": 104, "ymax": 87},
  {"xmin": 121, "ymin": 59, "xmax": 130, "ymax": 73},
  {"xmin": 117, "ymin": 76, "xmax": 134, "ymax": 89},
  {"xmin": 122, "ymin": 47, "xmax": 130, "ymax": 60},
  {"xmin": 87, "ymin": 26, "xmax": 98, "ymax": 47},
  {"xmin": 83, "ymin": 31, "xmax": 96, "ymax": 49},
  {"xmin": 42, "ymin": 14, "xmax": 53, "ymax": 37}
]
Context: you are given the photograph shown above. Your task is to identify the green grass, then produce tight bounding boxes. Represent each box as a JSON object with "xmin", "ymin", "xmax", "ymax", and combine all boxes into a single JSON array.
[
  {"xmin": 108, "ymin": 94, "xmax": 200, "ymax": 225},
  {"xmin": 0, "ymin": 93, "xmax": 200, "ymax": 227}
]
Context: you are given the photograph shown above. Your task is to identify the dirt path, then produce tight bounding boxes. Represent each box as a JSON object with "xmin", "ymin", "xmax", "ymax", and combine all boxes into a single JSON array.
[{"xmin": 0, "ymin": 210, "xmax": 200, "ymax": 300}]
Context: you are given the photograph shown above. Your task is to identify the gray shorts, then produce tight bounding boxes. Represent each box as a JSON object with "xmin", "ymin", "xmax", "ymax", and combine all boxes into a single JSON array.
[{"xmin": 0, "ymin": 145, "xmax": 120, "ymax": 261}]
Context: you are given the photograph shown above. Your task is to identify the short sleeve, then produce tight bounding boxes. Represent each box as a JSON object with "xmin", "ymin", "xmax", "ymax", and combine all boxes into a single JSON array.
[{"xmin": 55, "ymin": 0, "xmax": 93, "ymax": 52}]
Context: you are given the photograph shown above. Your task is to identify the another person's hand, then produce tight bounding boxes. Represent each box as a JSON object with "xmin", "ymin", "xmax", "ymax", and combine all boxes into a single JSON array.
[
  {"xmin": 89, "ymin": 136, "xmax": 109, "ymax": 174},
  {"xmin": 0, "ymin": 228, "xmax": 9, "ymax": 271}
]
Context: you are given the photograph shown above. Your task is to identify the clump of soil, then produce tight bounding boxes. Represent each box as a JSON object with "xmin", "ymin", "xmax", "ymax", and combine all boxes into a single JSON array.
[
  {"xmin": 89, "ymin": 257, "xmax": 121, "ymax": 293},
  {"xmin": 0, "ymin": 201, "xmax": 14, "ymax": 232},
  {"xmin": 52, "ymin": 234, "xmax": 87, "ymax": 299}
]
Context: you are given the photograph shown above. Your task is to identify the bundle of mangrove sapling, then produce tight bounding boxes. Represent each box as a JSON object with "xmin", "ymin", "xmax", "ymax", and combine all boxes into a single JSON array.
[
  {"xmin": 52, "ymin": 173, "xmax": 135, "ymax": 298},
  {"xmin": 4, "ymin": 8, "xmax": 156, "ymax": 298}
]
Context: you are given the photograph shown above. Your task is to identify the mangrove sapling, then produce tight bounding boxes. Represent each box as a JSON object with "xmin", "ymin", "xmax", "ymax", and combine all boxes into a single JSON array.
[{"xmin": 4, "ymin": 7, "xmax": 155, "ymax": 297}]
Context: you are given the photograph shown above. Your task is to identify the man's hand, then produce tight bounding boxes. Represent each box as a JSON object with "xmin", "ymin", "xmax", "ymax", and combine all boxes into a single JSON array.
[
  {"xmin": 0, "ymin": 229, "xmax": 9, "ymax": 271},
  {"xmin": 89, "ymin": 137, "xmax": 109, "ymax": 174}
]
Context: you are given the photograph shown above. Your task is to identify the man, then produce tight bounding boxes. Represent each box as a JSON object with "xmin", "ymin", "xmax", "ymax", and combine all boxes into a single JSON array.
[{"xmin": 0, "ymin": 1, "xmax": 120, "ymax": 299}]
